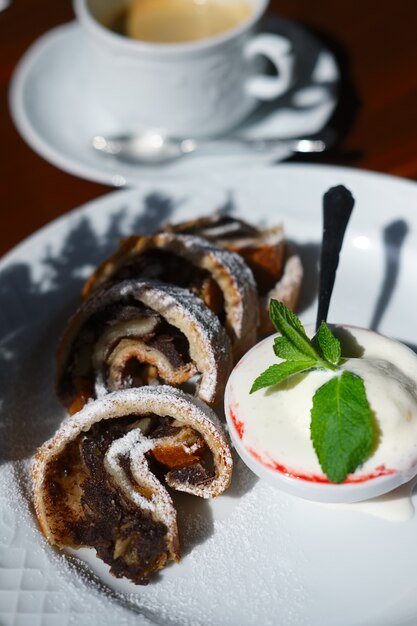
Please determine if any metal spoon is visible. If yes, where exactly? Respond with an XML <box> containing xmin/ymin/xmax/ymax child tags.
<box><xmin>316</xmin><ymin>185</ymin><xmax>355</xmax><ymax>330</ymax></box>
<box><xmin>91</xmin><ymin>129</ymin><xmax>331</xmax><ymax>166</ymax></box>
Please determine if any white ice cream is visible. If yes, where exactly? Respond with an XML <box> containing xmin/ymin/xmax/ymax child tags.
<box><xmin>226</xmin><ymin>326</ymin><xmax>417</xmax><ymax>482</ymax></box>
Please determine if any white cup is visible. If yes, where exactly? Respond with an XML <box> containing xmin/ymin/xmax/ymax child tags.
<box><xmin>73</xmin><ymin>0</ymin><xmax>295</xmax><ymax>136</ymax></box>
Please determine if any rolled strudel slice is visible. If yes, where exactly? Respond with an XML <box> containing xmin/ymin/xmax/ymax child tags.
<box><xmin>32</xmin><ymin>386</ymin><xmax>233</xmax><ymax>584</ymax></box>
<box><xmin>57</xmin><ymin>278</ymin><xmax>232</xmax><ymax>414</ymax></box>
<box><xmin>82</xmin><ymin>232</ymin><xmax>259</xmax><ymax>360</ymax></box>
<box><xmin>162</xmin><ymin>214</ymin><xmax>303</xmax><ymax>335</ymax></box>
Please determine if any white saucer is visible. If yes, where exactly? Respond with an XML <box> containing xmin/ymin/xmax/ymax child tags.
<box><xmin>9</xmin><ymin>19</ymin><xmax>339</xmax><ymax>185</ymax></box>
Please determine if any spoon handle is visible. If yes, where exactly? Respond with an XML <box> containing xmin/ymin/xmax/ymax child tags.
<box><xmin>316</xmin><ymin>185</ymin><xmax>355</xmax><ymax>330</ymax></box>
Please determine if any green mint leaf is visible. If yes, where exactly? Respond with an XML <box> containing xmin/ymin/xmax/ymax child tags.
<box><xmin>315</xmin><ymin>322</ymin><xmax>341</xmax><ymax>366</ymax></box>
<box><xmin>269</xmin><ymin>299</ymin><xmax>320</xmax><ymax>361</ymax></box>
<box><xmin>273</xmin><ymin>336</ymin><xmax>313</xmax><ymax>361</ymax></box>
<box><xmin>310</xmin><ymin>371</ymin><xmax>374</xmax><ymax>483</ymax></box>
<box><xmin>250</xmin><ymin>360</ymin><xmax>316</xmax><ymax>394</ymax></box>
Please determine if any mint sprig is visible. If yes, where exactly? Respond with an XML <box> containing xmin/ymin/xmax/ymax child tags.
<box><xmin>250</xmin><ymin>302</ymin><xmax>339</xmax><ymax>394</ymax></box>
<box><xmin>250</xmin><ymin>300</ymin><xmax>374</xmax><ymax>483</ymax></box>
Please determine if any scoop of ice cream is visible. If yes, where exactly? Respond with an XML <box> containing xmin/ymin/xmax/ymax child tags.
<box><xmin>225</xmin><ymin>325</ymin><xmax>417</xmax><ymax>502</ymax></box>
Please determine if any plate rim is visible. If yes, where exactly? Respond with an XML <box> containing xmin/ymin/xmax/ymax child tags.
<box><xmin>2</xmin><ymin>162</ymin><xmax>417</xmax><ymax>268</ymax></box>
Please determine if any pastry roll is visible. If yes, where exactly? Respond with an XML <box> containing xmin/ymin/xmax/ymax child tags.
<box><xmin>32</xmin><ymin>386</ymin><xmax>233</xmax><ymax>584</ymax></box>
<box><xmin>162</xmin><ymin>214</ymin><xmax>303</xmax><ymax>335</ymax></box>
<box><xmin>82</xmin><ymin>232</ymin><xmax>259</xmax><ymax>360</ymax></box>
<box><xmin>57</xmin><ymin>278</ymin><xmax>232</xmax><ymax>414</ymax></box>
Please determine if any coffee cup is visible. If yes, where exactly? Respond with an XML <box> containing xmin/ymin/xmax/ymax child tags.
<box><xmin>73</xmin><ymin>0</ymin><xmax>295</xmax><ymax>136</ymax></box>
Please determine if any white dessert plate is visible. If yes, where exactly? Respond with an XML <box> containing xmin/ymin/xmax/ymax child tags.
<box><xmin>2</xmin><ymin>164</ymin><xmax>417</xmax><ymax>626</ymax></box>
<box><xmin>8</xmin><ymin>18</ymin><xmax>339</xmax><ymax>186</ymax></box>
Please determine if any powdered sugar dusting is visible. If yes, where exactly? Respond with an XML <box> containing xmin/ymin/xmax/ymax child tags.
<box><xmin>65</xmin><ymin>462</ymin><xmax>308</xmax><ymax>626</ymax></box>
<box><xmin>18</xmin><ymin>315</ymin><xmax>308</xmax><ymax>625</ymax></box>
<box><xmin>169</xmin><ymin>233</ymin><xmax>259</xmax><ymax>341</ymax></box>
<box><xmin>34</xmin><ymin>386</ymin><xmax>233</xmax><ymax>516</ymax></box>
<box><xmin>121</xmin><ymin>279</ymin><xmax>233</xmax><ymax>405</ymax></box>
<box><xmin>84</xmin><ymin>230</ymin><xmax>259</xmax><ymax>356</ymax></box>
<box><xmin>104</xmin><ymin>426</ymin><xmax>179</xmax><ymax>539</ymax></box>
<box><xmin>57</xmin><ymin>278</ymin><xmax>232</xmax><ymax>407</ymax></box>
<box><xmin>104</xmin><ymin>429</ymin><xmax>155</xmax><ymax>511</ymax></box>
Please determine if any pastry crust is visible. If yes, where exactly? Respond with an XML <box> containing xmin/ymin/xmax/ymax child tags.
<box><xmin>56</xmin><ymin>278</ymin><xmax>232</xmax><ymax>412</ymax></box>
<box><xmin>259</xmin><ymin>247</ymin><xmax>303</xmax><ymax>334</ymax></box>
<box><xmin>162</xmin><ymin>214</ymin><xmax>303</xmax><ymax>335</ymax></box>
<box><xmin>82</xmin><ymin>232</ymin><xmax>259</xmax><ymax>360</ymax></box>
<box><xmin>32</xmin><ymin>386</ymin><xmax>233</xmax><ymax>584</ymax></box>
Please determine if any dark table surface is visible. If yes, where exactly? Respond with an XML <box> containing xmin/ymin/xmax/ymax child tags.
<box><xmin>1</xmin><ymin>0</ymin><xmax>417</xmax><ymax>257</ymax></box>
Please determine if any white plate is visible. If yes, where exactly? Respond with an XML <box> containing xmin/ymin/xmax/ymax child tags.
<box><xmin>1</xmin><ymin>164</ymin><xmax>417</xmax><ymax>626</ymax></box>
<box><xmin>8</xmin><ymin>18</ymin><xmax>339</xmax><ymax>186</ymax></box>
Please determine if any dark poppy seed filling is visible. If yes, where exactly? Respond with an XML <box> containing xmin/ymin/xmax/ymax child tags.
<box><xmin>34</xmin><ymin>386</ymin><xmax>233</xmax><ymax>584</ymax></box>
<box><xmin>42</xmin><ymin>417</ymin><xmax>167</xmax><ymax>583</ymax></box>
<box><xmin>104</xmin><ymin>247</ymin><xmax>225</xmax><ymax>319</ymax></box>
<box><xmin>57</xmin><ymin>279</ymin><xmax>232</xmax><ymax>413</ymax></box>
<box><xmin>41</xmin><ymin>413</ymin><xmax>215</xmax><ymax>584</ymax></box>
<box><xmin>60</xmin><ymin>299</ymin><xmax>194</xmax><ymax>413</ymax></box>
<box><xmin>79</xmin><ymin>233</ymin><xmax>258</xmax><ymax>362</ymax></box>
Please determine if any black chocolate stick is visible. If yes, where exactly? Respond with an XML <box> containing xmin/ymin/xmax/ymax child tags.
<box><xmin>316</xmin><ymin>185</ymin><xmax>355</xmax><ymax>331</ymax></box>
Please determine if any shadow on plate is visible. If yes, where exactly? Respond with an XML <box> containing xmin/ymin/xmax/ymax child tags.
<box><xmin>1</xmin><ymin>190</ymin><xmax>409</xmax><ymax>463</ymax></box>
<box><xmin>234</xmin><ymin>15</ymin><xmax>346</xmax><ymax>151</ymax></box>
<box><xmin>369</xmin><ymin>219</ymin><xmax>409</xmax><ymax>331</ymax></box>
<box><xmin>290</xmin><ymin>218</ymin><xmax>411</xmax><ymax>331</ymax></box>
<box><xmin>280</xmin><ymin>21</ymin><xmax>362</xmax><ymax>167</ymax></box>
<box><xmin>1</xmin><ymin>201</ymin><xmax>409</xmax><ymax>468</ymax></box>
<box><xmin>2</xmin><ymin>199</ymin><xmax>409</xmax><ymax>463</ymax></box>
<box><xmin>0</xmin><ymin>192</ymin><xmax>179</xmax><ymax>467</ymax></box>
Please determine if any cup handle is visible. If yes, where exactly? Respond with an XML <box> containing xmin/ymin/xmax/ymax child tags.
<box><xmin>244</xmin><ymin>33</ymin><xmax>294</xmax><ymax>101</ymax></box>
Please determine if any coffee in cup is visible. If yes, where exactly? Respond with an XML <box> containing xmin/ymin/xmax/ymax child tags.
<box><xmin>108</xmin><ymin>0</ymin><xmax>253</xmax><ymax>44</ymax></box>
<box><xmin>74</xmin><ymin>0</ymin><xmax>296</xmax><ymax>136</ymax></box>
